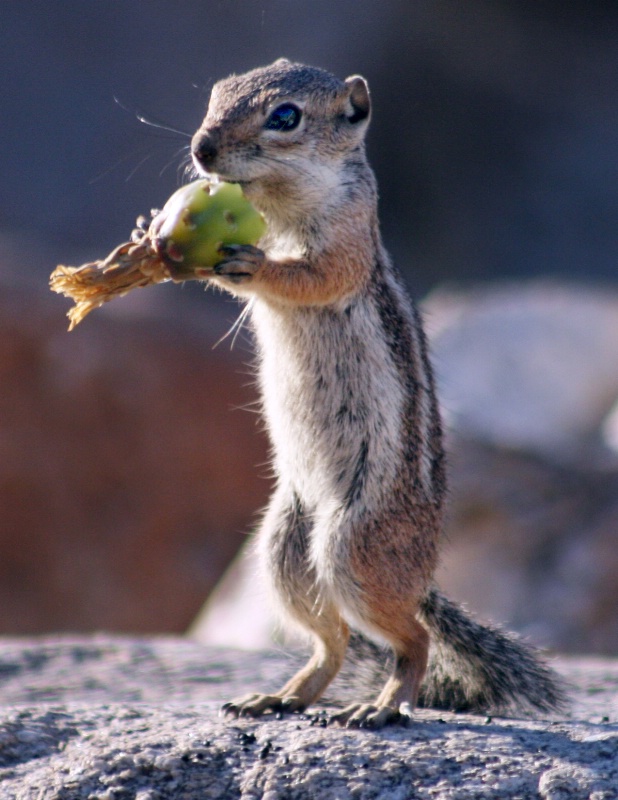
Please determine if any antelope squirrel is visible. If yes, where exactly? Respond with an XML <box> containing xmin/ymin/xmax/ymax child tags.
<box><xmin>190</xmin><ymin>59</ymin><xmax>565</xmax><ymax>727</ymax></box>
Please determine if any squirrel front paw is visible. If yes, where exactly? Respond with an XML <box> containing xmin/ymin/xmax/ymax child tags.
<box><xmin>214</xmin><ymin>244</ymin><xmax>265</xmax><ymax>284</ymax></box>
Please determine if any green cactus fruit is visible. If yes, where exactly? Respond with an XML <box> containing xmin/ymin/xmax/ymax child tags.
<box><xmin>151</xmin><ymin>180</ymin><xmax>266</xmax><ymax>274</ymax></box>
<box><xmin>50</xmin><ymin>179</ymin><xmax>267</xmax><ymax>329</ymax></box>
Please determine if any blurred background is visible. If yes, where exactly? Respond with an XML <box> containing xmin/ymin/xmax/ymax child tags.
<box><xmin>1</xmin><ymin>1</ymin><xmax>618</xmax><ymax>653</ymax></box>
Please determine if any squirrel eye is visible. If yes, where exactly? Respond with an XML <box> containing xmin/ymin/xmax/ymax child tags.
<box><xmin>264</xmin><ymin>102</ymin><xmax>302</xmax><ymax>131</ymax></box>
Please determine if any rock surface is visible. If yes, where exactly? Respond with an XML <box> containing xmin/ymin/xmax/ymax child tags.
<box><xmin>425</xmin><ymin>283</ymin><xmax>618</xmax><ymax>459</ymax></box>
<box><xmin>0</xmin><ymin>636</ymin><xmax>616</xmax><ymax>799</ymax></box>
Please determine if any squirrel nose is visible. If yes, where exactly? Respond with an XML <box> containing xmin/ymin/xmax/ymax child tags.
<box><xmin>191</xmin><ymin>132</ymin><xmax>218</xmax><ymax>168</ymax></box>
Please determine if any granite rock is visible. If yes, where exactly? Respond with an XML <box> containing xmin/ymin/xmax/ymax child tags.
<box><xmin>0</xmin><ymin>636</ymin><xmax>616</xmax><ymax>800</ymax></box>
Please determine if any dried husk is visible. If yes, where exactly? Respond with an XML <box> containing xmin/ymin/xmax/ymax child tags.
<box><xmin>50</xmin><ymin>239</ymin><xmax>173</xmax><ymax>331</ymax></box>
<box><xmin>50</xmin><ymin>179</ymin><xmax>266</xmax><ymax>330</ymax></box>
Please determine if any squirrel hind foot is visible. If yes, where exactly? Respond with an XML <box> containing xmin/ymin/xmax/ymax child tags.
<box><xmin>328</xmin><ymin>702</ymin><xmax>412</xmax><ymax>729</ymax></box>
<box><xmin>221</xmin><ymin>692</ymin><xmax>306</xmax><ymax>719</ymax></box>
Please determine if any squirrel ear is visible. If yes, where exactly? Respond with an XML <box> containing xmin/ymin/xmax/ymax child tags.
<box><xmin>344</xmin><ymin>75</ymin><xmax>371</xmax><ymax>124</ymax></box>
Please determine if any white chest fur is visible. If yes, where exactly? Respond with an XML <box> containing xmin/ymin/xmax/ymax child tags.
<box><xmin>251</xmin><ymin>295</ymin><xmax>405</xmax><ymax>515</ymax></box>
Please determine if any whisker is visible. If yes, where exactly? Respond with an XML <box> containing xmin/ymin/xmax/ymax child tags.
<box><xmin>248</xmin><ymin>151</ymin><xmax>320</xmax><ymax>183</ymax></box>
<box><xmin>124</xmin><ymin>152</ymin><xmax>155</xmax><ymax>183</ymax></box>
<box><xmin>213</xmin><ymin>300</ymin><xmax>254</xmax><ymax>350</ymax></box>
<box><xmin>135</xmin><ymin>112</ymin><xmax>192</xmax><ymax>138</ymax></box>
<box><xmin>172</xmin><ymin>149</ymin><xmax>198</xmax><ymax>183</ymax></box>
<box><xmin>229</xmin><ymin>302</ymin><xmax>254</xmax><ymax>350</ymax></box>
<box><xmin>113</xmin><ymin>96</ymin><xmax>192</xmax><ymax>138</ymax></box>
<box><xmin>229</xmin><ymin>401</ymin><xmax>263</xmax><ymax>415</ymax></box>
<box><xmin>88</xmin><ymin>151</ymin><xmax>145</xmax><ymax>185</ymax></box>
<box><xmin>158</xmin><ymin>145</ymin><xmax>192</xmax><ymax>179</ymax></box>
<box><xmin>183</xmin><ymin>160</ymin><xmax>200</xmax><ymax>182</ymax></box>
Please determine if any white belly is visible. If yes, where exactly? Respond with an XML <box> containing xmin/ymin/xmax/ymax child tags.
<box><xmin>251</xmin><ymin>297</ymin><xmax>405</xmax><ymax>513</ymax></box>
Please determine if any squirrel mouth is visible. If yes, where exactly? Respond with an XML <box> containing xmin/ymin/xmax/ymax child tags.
<box><xmin>221</xmin><ymin>176</ymin><xmax>252</xmax><ymax>187</ymax></box>
<box><xmin>202</xmin><ymin>170</ymin><xmax>252</xmax><ymax>188</ymax></box>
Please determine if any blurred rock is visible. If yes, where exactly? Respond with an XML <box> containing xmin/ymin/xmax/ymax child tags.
<box><xmin>425</xmin><ymin>282</ymin><xmax>618</xmax><ymax>460</ymax></box>
<box><xmin>436</xmin><ymin>435</ymin><xmax>618</xmax><ymax>654</ymax></box>
<box><xmin>0</xmin><ymin>269</ymin><xmax>269</xmax><ymax>633</ymax></box>
<box><xmin>192</xmin><ymin>283</ymin><xmax>618</xmax><ymax>654</ymax></box>
<box><xmin>430</xmin><ymin>284</ymin><xmax>618</xmax><ymax>654</ymax></box>
<box><xmin>188</xmin><ymin>542</ymin><xmax>274</xmax><ymax>650</ymax></box>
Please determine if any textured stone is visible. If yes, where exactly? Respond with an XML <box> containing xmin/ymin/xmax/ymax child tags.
<box><xmin>0</xmin><ymin>636</ymin><xmax>616</xmax><ymax>799</ymax></box>
<box><xmin>425</xmin><ymin>283</ymin><xmax>618</xmax><ymax>458</ymax></box>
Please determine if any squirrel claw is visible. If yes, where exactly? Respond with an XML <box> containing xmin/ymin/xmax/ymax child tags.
<box><xmin>221</xmin><ymin>692</ymin><xmax>306</xmax><ymax>719</ymax></box>
<box><xmin>220</xmin><ymin>693</ymin><xmax>284</xmax><ymax>718</ymax></box>
<box><xmin>214</xmin><ymin>244</ymin><xmax>265</xmax><ymax>284</ymax></box>
<box><xmin>329</xmin><ymin>703</ymin><xmax>410</xmax><ymax>729</ymax></box>
<box><xmin>280</xmin><ymin>695</ymin><xmax>306</xmax><ymax>713</ymax></box>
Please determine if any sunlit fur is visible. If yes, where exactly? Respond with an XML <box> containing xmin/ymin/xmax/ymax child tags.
<box><xmin>192</xmin><ymin>59</ymin><xmax>565</xmax><ymax>726</ymax></box>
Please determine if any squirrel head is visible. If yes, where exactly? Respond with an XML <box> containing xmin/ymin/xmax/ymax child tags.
<box><xmin>191</xmin><ymin>59</ymin><xmax>371</xmax><ymax>216</ymax></box>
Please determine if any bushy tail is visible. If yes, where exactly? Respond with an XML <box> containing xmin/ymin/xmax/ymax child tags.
<box><xmin>417</xmin><ymin>588</ymin><xmax>567</xmax><ymax>714</ymax></box>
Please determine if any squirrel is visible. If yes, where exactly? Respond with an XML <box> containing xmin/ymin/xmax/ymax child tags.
<box><xmin>189</xmin><ymin>58</ymin><xmax>566</xmax><ymax>728</ymax></box>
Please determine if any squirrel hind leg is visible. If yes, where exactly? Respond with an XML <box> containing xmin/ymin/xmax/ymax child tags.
<box><xmin>222</xmin><ymin>612</ymin><xmax>350</xmax><ymax>719</ymax></box>
<box><xmin>330</xmin><ymin>616</ymin><xmax>430</xmax><ymax>729</ymax></box>
<box><xmin>276</xmin><ymin>617</ymin><xmax>350</xmax><ymax>710</ymax></box>
<box><xmin>222</xmin><ymin>489</ymin><xmax>351</xmax><ymax>719</ymax></box>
